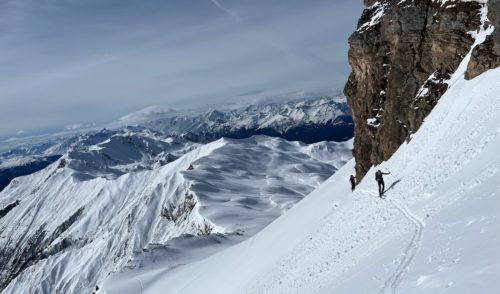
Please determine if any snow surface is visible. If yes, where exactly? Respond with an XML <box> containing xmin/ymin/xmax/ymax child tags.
<box><xmin>0</xmin><ymin>135</ymin><xmax>351</xmax><ymax>293</ymax></box>
<box><xmin>106</xmin><ymin>59</ymin><xmax>500</xmax><ymax>294</ymax></box>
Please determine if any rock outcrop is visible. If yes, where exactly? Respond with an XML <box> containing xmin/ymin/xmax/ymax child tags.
<box><xmin>345</xmin><ymin>0</ymin><xmax>500</xmax><ymax>179</ymax></box>
<box><xmin>466</xmin><ymin>0</ymin><xmax>500</xmax><ymax>79</ymax></box>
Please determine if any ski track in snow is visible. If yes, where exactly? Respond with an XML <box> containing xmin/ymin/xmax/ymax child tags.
<box><xmin>134</xmin><ymin>277</ymin><xmax>144</xmax><ymax>294</ymax></box>
<box><xmin>380</xmin><ymin>196</ymin><xmax>425</xmax><ymax>294</ymax></box>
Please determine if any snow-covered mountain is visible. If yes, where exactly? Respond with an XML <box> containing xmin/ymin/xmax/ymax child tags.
<box><xmin>0</xmin><ymin>128</ymin><xmax>198</xmax><ymax>192</ymax></box>
<box><xmin>0</xmin><ymin>132</ymin><xmax>352</xmax><ymax>293</ymax></box>
<box><xmin>0</xmin><ymin>95</ymin><xmax>352</xmax><ymax>192</ymax></box>
<box><xmin>98</xmin><ymin>10</ymin><xmax>500</xmax><ymax>293</ymax></box>
<box><xmin>122</xmin><ymin>95</ymin><xmax>353</xmax><ymax>144</ymax></box>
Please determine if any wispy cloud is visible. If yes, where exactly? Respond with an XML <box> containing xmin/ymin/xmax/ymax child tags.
<box><xmin>210</xmin><ymin>0</ymin><xmax>241</xmax><ymax>20</ymax></box>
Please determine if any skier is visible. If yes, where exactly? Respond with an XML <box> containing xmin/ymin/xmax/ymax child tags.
<box><xmin>349</xmin><ymin>175</ymin><xmax>357</xmax><ymax>191</ymax></box>
<box><xmin>375</xmin><ymin>170</ymin><xmax>390</xmax><ymax>197</ymax></box>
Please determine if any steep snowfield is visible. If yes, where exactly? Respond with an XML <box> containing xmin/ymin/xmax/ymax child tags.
<box><xmin>0</xmin><ymin>136</ymin><xmax>351</xmax><ymax>293</ymax></box>
<box><xmin>122</xmin><ymin>70</ymin><xmax>500</xmax><ymax>293</ymax></box>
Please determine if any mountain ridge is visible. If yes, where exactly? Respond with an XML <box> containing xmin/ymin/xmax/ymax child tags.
<box><xmin>0</xmin><ymin>95</ymin><xmax>353</xmax><ymax>192</ymax></box>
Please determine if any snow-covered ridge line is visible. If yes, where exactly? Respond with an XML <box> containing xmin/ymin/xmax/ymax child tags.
<box><xmin>0</xmin><ymin>138</ymin><xmax>227</xmax><ymax>293</ymax></box>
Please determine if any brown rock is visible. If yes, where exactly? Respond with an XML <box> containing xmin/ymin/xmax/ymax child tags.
<box><xmin>345</xmin><ymin>0</ymin><xmax>491</xmax><ymax>180</ymax></box>
<box><xmin>466</xmin><ymin>0</ymin><xmax>500</xmax><ymax>79</ymax></box>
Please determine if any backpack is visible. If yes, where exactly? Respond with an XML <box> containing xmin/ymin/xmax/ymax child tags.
<box><xmin>375</xmin><ymin>171</ymin><xmax>382</xmax><ymax>181</ymax></box>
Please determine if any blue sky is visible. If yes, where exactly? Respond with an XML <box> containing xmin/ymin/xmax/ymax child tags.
<box><xmin>0</xmin><ymin>0</ymin><xmax>363</xmax><ymax>138</ymax></box>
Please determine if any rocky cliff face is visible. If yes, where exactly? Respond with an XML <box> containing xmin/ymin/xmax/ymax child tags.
<box><xmin>345</xmin><ymin>0</ymin><xmax>500</xmax><ymax>179</ymax></box>
<box><xmin>467</xmin><ymin>0</ymin><xmax>500</xmax><ymax>79</ymax></box>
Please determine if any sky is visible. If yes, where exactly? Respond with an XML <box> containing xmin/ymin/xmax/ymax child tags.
<box><xmin>0</xmin><ymin>0</ymin><xmax>363</xmax><ymax>138</ymax></box>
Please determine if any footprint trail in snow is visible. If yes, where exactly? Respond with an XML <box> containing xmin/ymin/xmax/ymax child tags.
<box><xmin>379</xmin><ymin>196</ymin><xmax>425</xmax><ymax>294</ymax></box>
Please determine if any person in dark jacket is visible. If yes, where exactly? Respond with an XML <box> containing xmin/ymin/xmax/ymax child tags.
<box><xmin>375</xmin><ymin>170</ymin><xmax>390</xmax><ymax>197</ymax></box>
<box><xmin>349</xmin><ymin>175</ymin><xmax>357</xmax><ymax>191</ymax></box>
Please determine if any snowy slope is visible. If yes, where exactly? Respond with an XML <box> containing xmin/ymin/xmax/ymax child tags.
<box><xmin>0</xmin><ymin>135</ymin><xmax>352</xmax><ymax>293</ymax></box>
<box><xmin>117</xmin><ymin>42</ymin><xmax>500</xmax><ymax>294</ymax></box>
